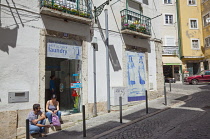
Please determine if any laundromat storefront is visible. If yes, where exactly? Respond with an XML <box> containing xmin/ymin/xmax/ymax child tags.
<box><xmin>45</xmin><ymin>37</ymin><xmax>82</xmax><ymax>115</ymax></box>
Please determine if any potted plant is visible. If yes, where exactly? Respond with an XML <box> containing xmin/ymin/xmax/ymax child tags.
<box><xmin>129</xmin><ymin>24</ymin><xmax>136</xmax><ymax>31</ymax></box>
<box><xmin>139</xmin><ymin>26</ymin><xmax>146</xmax><ymax>33</ymax></box>
<box><xmin>72</xmin><ymin>89</ymin><xmax>80</xmax><ymax>113</ymax></box>
<box><xmin>122</xmin><ymin>23</ymin><xmax>129</xmax><ymax>29</ymax></box>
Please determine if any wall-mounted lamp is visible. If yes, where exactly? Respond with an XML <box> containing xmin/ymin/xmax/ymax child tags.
<box><xmin>91</xmin><ymin>37</ymin><xmax>98</xmax><ymax>45</ymax></box>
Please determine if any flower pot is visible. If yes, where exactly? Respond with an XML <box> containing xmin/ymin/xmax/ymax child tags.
<box><xmin>73</xmin><ymin>108</ymin><xmax>78</xmax><ymax>113</ymax></box>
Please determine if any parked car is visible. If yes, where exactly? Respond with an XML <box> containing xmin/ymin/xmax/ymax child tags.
<box><xmin>165</xmin><ymin>77</ymin><xmax>176</xmax><ymax>83</ymax></box>
<box><xmin>184</xmin><ymin>70</ymin><xmax>210</xmax><ymax>85</ymax></box>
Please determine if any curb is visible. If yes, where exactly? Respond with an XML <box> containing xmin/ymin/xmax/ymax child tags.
<box><xmin>93</xmin><ymin>94</ymin><xmax>193</xmax><ymax>139</ymax></box>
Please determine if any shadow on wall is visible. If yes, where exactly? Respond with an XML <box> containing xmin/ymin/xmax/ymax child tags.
<box><xmin>0</xmin><ymin>26</ymin><xmax>18</xmax><ymax>54</ymax></box>
<box><xmin>122</xmin><ymin>34</ymin><xmax>151</xmax><ymax>53</ymax></box>
<box><xmin>96</xmin><ymin>18</ymin><xmax>122</xmax><ymax>72</ymax></box>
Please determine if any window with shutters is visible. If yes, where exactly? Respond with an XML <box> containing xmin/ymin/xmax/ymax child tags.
<box><xmin>205</xmin><ymin>36</ymin><xmax>210</xmax><ymax>48</ymax></box>
<box><xmin>203</xmin><ymin>13</ymin><xmax>210</xmax><ymax>27</ymax></box>
<box><xmin>188</xmin><ymin>0</ymin><xmax>196</xmax><ymax>5</ymax></box>
<box><xmin>189</xmin><ymin>19</ymin><xmax>198</xmax><ymax>29</ymax></box>
<box><xmin>191</xmin><ymin>39</ymin><xmax>200</xmax><ymax>50</ymax></box>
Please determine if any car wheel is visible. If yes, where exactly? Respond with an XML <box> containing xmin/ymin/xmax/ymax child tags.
<box><xmin>192</xmin><ymin>79</ymin><xmax>198</xmax><ymax>85</ymax></box>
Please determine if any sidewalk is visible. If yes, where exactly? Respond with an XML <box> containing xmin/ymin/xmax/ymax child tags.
<box><xmin>39</xmin><ymin>88</ymin><xmax>190</xmax><ymax>139</ymax></box>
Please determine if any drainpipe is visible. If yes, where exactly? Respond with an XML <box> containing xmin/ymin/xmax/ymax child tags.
<box><xmin>176</xmin><ymin>0</ymin><xmax>183</xmax><ymax>83</ymax></box>
<box><xmin>105</xmin><ymin>9</ymin><xmax>111</xmax><ymax>113</ymax></box>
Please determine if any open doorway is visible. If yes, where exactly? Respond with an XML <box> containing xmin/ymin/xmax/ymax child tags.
<box><xmin>45</xmin><ymin>57</ymin><xmax>81</xmax><ymax>115</ymax></box>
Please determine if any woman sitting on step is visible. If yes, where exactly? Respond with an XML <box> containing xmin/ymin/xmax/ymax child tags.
<box><xmin>46</xmin><ymin>94</ymin><xmax>61</xmax><ymax>125</ymax></box>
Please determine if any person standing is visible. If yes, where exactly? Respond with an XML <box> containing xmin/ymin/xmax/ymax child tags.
<box><xmin>50</xmin><ymin>75</ymin><xmax>56</xmax><ymax>95</ymax></box>
<box><xmin>27</xmin><ymin>104</ymin><xmax>51</xmax><ymax>137</ymax></box>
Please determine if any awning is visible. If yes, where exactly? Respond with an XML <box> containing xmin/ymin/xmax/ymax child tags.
<box><xmin>162</xmin><ymin>57</ymin><xmax>182</xmax><ymax>65</ymax></box>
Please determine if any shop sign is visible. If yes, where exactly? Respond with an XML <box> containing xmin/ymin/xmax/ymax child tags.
<box><xmin>47</xmin><ymin>43</ymin><xmax>82</xmax><ymax>60</ymax></box>
<box><xmin>71</xmin><ymin>83</ymin><xmax>82</xmax><ymax>88</ymax></box>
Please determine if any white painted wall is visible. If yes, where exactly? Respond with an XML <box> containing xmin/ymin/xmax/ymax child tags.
<box><xmin>0</xmin><ymin>0</ymin><xmax>43</xmax><ymax>111</ymax></box>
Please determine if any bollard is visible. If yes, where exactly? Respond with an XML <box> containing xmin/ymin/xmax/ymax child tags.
<box><xmin>145</xmin><ymin>90</ymin><xmax>148</xmax><ymax>114</ymax></box>
<box><xmin>119</xmin><ymin>96</ymin><xmax>122</xmax><ymax>123</ymax></box>
<box><xmin>169</xmin><ymin>80</ymin><xmax>171</xmax><ymax>92</ymax></box>
<box><xmin>26</xmin><ymin>119</ymin><xmax>30</xmax><ymax>139</ymax></box>
<box><xmin>164</xmin><ymin>82</ymin><xmax>167</xmax><ymax>105</ymax></box>
<box><xmin>82</xmin><ymin>105</ymin><xmax>86</xmax><ymax>137</ymax></box>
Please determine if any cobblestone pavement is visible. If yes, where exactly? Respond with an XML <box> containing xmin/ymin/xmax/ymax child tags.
<box><xmin>40</xmin><ymin>83</ymin><xmax>210</xmax><ymax>139</ymax></box>
<box><xmin>98</xmin><ymin>83</ymin><xmax>210</xmax><ymax>139</ymax></box>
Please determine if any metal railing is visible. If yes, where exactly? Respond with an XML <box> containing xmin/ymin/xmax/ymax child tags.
<box><xmin>120</xmin><ymin>9</ymin><xmax>151</xmax><ymax>35</ymax></box>
<box><xmin>40</xmin><ymin>0</ymin><xmax>92</xmax><ymax>19</ymax></box>
<box><xmin>162</xmin><ymin>46</ymin><xmax>179</xmax><ymax>55</ymax></box>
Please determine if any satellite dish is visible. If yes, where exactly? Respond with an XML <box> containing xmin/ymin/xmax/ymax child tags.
<box><xmin>206</xmin><ymin>18</ymin><xmax>210</xmax><ymax>23</ymax></box>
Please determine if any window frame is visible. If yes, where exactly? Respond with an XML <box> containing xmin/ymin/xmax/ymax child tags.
<box><xmin>164</xmin><ymin>13</ymin><xmax>174</xmax><ymax>25</ymax></box>
<box><xmin>163</xmin><ymin>0</ymin><xmax>173</xmax><ymax>5</ymax></box>
<box><xmin>205</xmin><ymin>36</ymin><xmax>210</xmax><ymax>48</ymax></box>
<box><xmin>189</xmin><ymin>18</ymin><xmax>198</xmax><ymax>29</ymax></box>
<box><xmin>191</xmin><ymin>38</ymin><xmax>200</xmax><ymax>50</ymax></box>
<box><xmin>203</xmin><ymin>12</ymin><xmax>210</xmax><ymax>27</ymax></box>
<box><xmin>188</xmin><ymin>0</ymin><xmax>197</xmax><ymax>6</ymax></box>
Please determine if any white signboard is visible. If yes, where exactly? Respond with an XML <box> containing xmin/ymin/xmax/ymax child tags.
<box><xmin>47</xmin><ymin>43</ymin><xmax>82</xmax><ymax>60</ymax></box>
<box><xmin>111</xmin><ymin>87</ymin><xmax>128</xmax><ymax>106</ymax></box>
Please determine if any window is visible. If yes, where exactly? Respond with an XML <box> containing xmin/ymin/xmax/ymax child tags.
<box><xmin>189</xmin><ymin>19</ymin><xmax>198</xmax><ymax>29</ymax></box>
<box><xmin>164</xmin><ymin>0</ymin><xmax>172</xmax><ymax>4</ymax></box>
<box><xmin>205</xmin><ymin>71</ymin><xmax>210</xmax><ymax>75</ymax></box>
<box><xmin>191</xmin><ymin>39</ymin><xmax>200</xmax><ymax>50</ymax></box>
<box><xmin>165</xmin><ymin>14</ymin><xmax>173</xmax><ymax>24</ymax></box>
<box><xmin>205</xmin><ymin>36</ymin><xmax>210</xmax><ymax>48</ymax></box>
<box><xmin>188</xmin><ymin>0</ymin><xmax>196</xmax><ymax>5</ymax></box>
<box><xmin>203</xmin><ymin>13</ymin><xmax>210</xmax><ymax>27</ymax></box>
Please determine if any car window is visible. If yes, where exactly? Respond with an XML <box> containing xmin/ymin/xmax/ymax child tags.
<box><xmin>205</xmin><ymin>71</ymin><xmax>210</xmax><ymax>75</ymax></box>
<box><xmin>198</xmin><ymin>71</ymin><xmax>205</xmax><ymax>75</ymax></box>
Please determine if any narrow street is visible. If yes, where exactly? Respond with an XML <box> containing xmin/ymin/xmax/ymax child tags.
<box><xmin>41</xmin><ymin>83</ymin><xmax>210</xmax><ymax>139</ymax></box>
<box><xmin>98</xmin><ymin>83</ymin><xmax>210</xmax><ymax>139</ymax></box>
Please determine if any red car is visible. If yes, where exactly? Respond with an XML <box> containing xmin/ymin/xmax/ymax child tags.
<box><xmin>184</xmin><ymin>70</ymin><xmax>210</xmax><ymax>85</ymax></box>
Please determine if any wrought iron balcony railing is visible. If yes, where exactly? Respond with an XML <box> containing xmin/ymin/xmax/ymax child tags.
<box><xmin>162</xmin><ymin>46</ymin><xmax>179</xmax><ymax>55</ymax></box>
<box><xmin>40</xmin><ymin>0</ymin><xmax>92</xmax><ymax>19</ymax></box>
<box><xmin>120</xmin><ymin>9</ymin><xmax>151</xmax><ymax>36</ymax></box>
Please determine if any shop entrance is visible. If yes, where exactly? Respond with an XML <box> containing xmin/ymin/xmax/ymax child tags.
<box><xmin>45</xmin><ymin>57</ymin><xmax>81</xmax><ymax>115</ymax></box>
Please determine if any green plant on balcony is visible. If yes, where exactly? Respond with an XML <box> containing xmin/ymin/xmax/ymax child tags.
<box><xmin>129</xmin><ymin>24</ymin><xmax>136</xmax><ymax>31</ymax></box>
<box><xmin>53</xmin><ymin>4</ymin><xmax>59</xmax><ymax>10</ymax></box>
<box><xmin>71</xmin><ymin>9</ymin><xmax>79</xmax><ymax>15</ymax></box>
<box><xmin>62</xmin><ymin>6</ymin><xmax>68</xmax><ymax>13</ymax></box>
<box><xmin>139</xmin><ymin>26</ymin><xmax>146</xmax><ymax>33</ymax></box>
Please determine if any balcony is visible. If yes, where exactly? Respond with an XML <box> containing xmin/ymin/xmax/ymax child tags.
<box><xmin>40</xmin><ymin>0</ymin><xmax>92</xmax><ymax>25</ymax></box>
<box><xmin>162</xmin><ymin>46</ymin><xmax>179</xmax><ymax>55</ymax></box>
<box><xmin>120</xmin><ymin>9</ymin><xmax>151</xmax><ymax>39</ymax></box>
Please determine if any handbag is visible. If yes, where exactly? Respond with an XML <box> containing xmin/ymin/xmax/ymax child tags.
<box><xmin>52</xmin><ymin>114</ymin><xmax>61</xmax><ymax>126</ymax></box>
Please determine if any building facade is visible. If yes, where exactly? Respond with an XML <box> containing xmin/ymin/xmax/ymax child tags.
<box><xmin>177</xmin><ymin>0</ymin><xmax>204</xmax><ymax>77</ymax></box>
<box><xmin>0</xmin><ymin>0</ymin><xmax>163</xmax><ymax>138</ymax></box>
<box><xmin>160</xmin><ymin>0</ymin><xmax>182</xmax><ymax>82</ymax></box>
<box><xmin>201</xmin><ymin>0</ymin><xmax>210</xmax><ymax>68</ymax></box>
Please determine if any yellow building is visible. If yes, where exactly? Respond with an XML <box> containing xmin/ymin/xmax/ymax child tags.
<box><xmin>201</xmin><ymin>0</ymin><xmax>210</xmax><ymax>68</ymax></box>
<box><xmin>177</xmin><ymin>0</ymin><xmax>204</xmax><ymax>76</ymax></box>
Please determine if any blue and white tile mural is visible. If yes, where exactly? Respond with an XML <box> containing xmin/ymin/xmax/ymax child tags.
<box><xmin>126</xmin><ymin>51</ymin><xmax>146</xmax><ymax>102</ymax></box>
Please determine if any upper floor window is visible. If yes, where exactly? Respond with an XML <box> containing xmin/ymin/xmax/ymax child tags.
<box><xmin>188</xmin><ymin>0</ymin><xmax>196</xmax><ymax>5</ymax></box>
<box><xmin>203</xmin><ymin>13</ymin><xmax>210</xmax><ymax>27</ymax></box>
<box><xmin>165</xmin><ymin>14</ymin><xmax>173</xmax><ymax>25</ymax></box>
<box><xmin>189</xmin><ymin>19</ymin><xmax>198</xmax><ymax>29</ymax></box>
<box><xmin>205</xmin><ymin>36</ymin><xmax>210</xmax><ymax>48</ymax></box>
<box><xmin>191</xmin><ymin>39</ymin><xmax>200</xmax><ymax>50</ymax></box>
<box><xmin>164</xmin><ymin>0</ymin><xmax>172</xmax><ymax>4</ymax></box>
